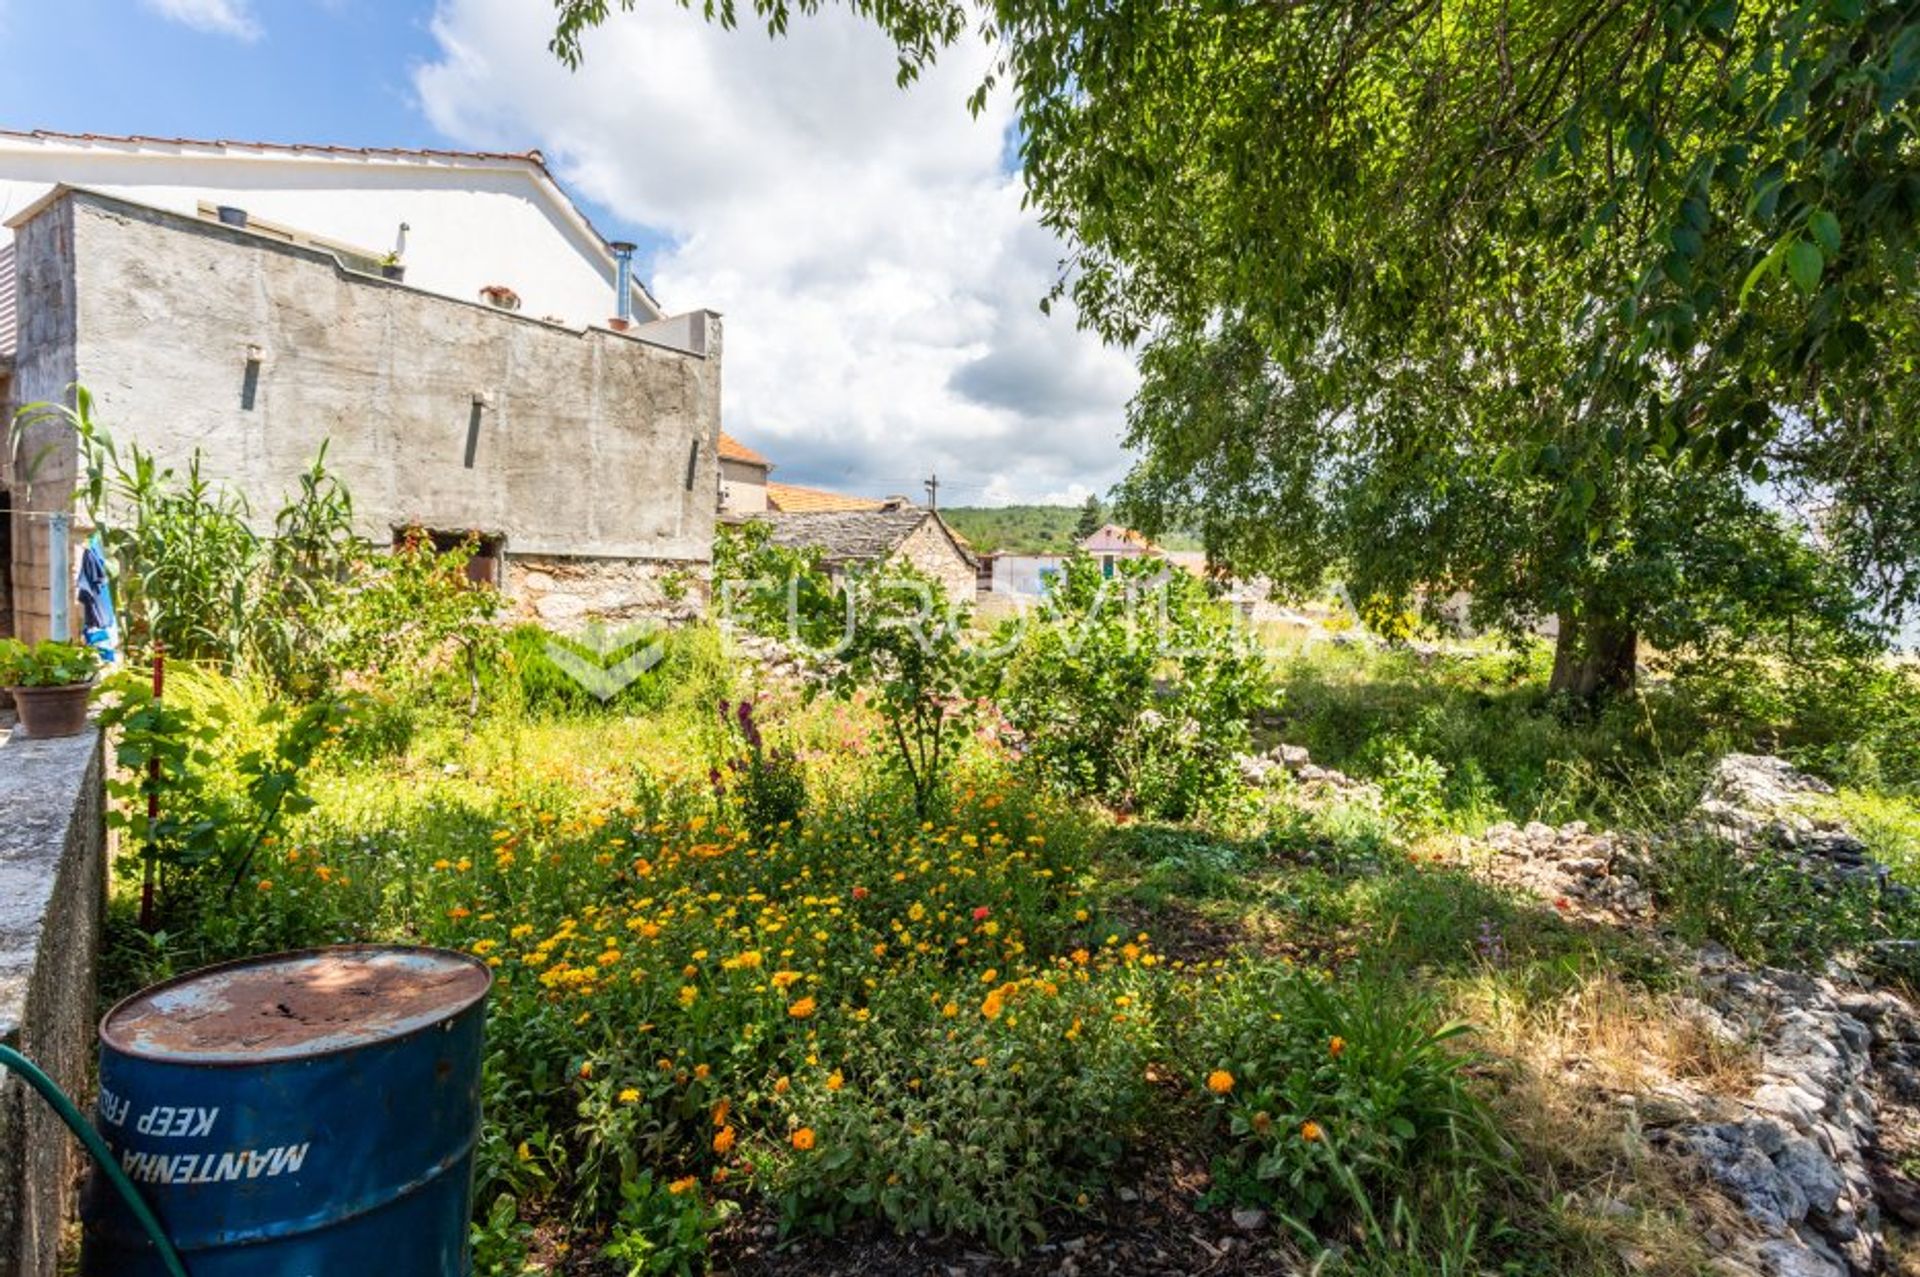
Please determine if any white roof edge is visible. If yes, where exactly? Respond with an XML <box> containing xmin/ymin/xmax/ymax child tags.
<box><xmin>0</xmin><ymin>129</ymin><xmax>666</xmax><ymax>321</ymax></box>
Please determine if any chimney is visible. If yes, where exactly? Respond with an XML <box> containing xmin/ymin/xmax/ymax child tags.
<box><xmin>610</xmin><ymin>241</ymin><xmax>636</xmax><ymax>331</ymax></box>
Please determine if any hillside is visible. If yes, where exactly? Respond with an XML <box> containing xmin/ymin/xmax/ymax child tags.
<box><xmin>943</xmin><ymin>504</ymin><xmax>1202</xmax><ymax>555</ymax></box>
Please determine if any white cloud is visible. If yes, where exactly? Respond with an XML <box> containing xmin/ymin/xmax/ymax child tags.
<box><xmin>142</xmin><ymin>0</ymin><xmax>262</xmax><ymax>40</ymax></box>
<box><xmin>414</xmin><ymin>0</ymin><xmax>1137</xmax><ymax>505</ymax></box>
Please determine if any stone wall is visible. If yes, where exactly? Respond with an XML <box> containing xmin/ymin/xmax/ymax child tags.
<box><xmin>890</xmin><ymin>518</ymin><xmax>977</xmax><ymax>605</ymax></box>
<box><xmin>0</xmin><ymin>726</ymin><xmax>106</xmax><ymax>1277</ymax></box>
<box><xmin>7</xmin><ymin>189</ymin><xmax>722</xmax><ymax>638</ymax></box>
<box><xmin>508</xmin><ymin>554</ymin><xmax>707</xmax><ymax>628</ymax></box>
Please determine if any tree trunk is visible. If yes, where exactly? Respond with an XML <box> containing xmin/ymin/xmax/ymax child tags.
<box><xmin>1549</xmin><ymin>611</ymin><xmax>1638</xmax><ymax>701</ymax></box>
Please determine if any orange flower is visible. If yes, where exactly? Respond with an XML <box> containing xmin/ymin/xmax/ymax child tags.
<box><xmin>788</xmin><ymin>997</ymin><xmax>817</xmax><ymax>1020</ymax></box>
<box><xmin>1301</xmin><ymin>1120</ymin><xmax>1324</xmax><ymax>1143</ymax></box>
<box><xmin>1206</xmin><ymin>1070</ymin><xmax>1235</xmax><ymax>1095</ymax></box>
<box><xmin>668</xmin><ymin>1175</ymin><xmax>699</xmax><ymax>1195</ymax></box>
<box><xmin>1328</xmin><ymin>1036</ymin><xmax>1346</xmax><ymax>1058</ymax></box>
<box><xmin>826</xmin><ymin>1070</ymin><xmax>845</xmax><ymax>1092</ymax></box>
<box><xmin>791</xmin><ymin>1127</ymin><xmax>816</xmax><ymax>1152</ymax></box>
<box><xmin>712</xmin><ymin>1125</ymin><xmax>736</xmax><ymax>1155</ymax></box>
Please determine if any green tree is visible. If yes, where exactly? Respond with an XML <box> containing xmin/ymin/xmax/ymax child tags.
<box><xmin>549</xmin><ymin>0</ymin><xmax>1920</xmax><ymax>696</ymax></box>
<box><xmin>1073</xmin><ymin>494</ymin><xmax>1103</xmax><ymax>541</ymax></box>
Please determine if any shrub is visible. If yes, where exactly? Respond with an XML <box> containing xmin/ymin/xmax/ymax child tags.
<box><xmin>766</xmin><ymin>975</ymin><xmax>1158</xmax><ymax>1254</ymax></box>
<box><xmin>998</xmin><ymin>554</ymin><xmax>1273</xmax><ymax>819</ymax></box>
<box><xmin>1182</xmin><ymin>965</ymin><xmax>1500</xmax><ymax>1241</ymax></box>
<box><xmin>711</xmin><ymin>697</ymin><xmax>807</xmax><ymax>840</ymax></box>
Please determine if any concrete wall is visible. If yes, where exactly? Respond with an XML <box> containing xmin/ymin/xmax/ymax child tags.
<box><xmin>985</xmin><ymin>554</ymin><xmax>1065</xmax><ymax>599</ymax></box>
<box><xmin>889</xmin><ymin>518</ymin><xmax>977</xmax><ymax>605</ymax></box>
<box><xmin>0</xmin><ymin>139</ymin><xmax>666</xmax><ymax>330</ymax></box>
<box><xmin>6</xmin><ymin>190</ymin><xmax>722</xmax><ymax>637</ymax></box>
<box><xmin>0</xmin><ymin>727</ymin><xmax>106</xmax><ymax>1277</ymax></box>
<box><xmin>719</xmin><ymin>457</ymin><xmax>768</xmax><ymax>514</ymax></box>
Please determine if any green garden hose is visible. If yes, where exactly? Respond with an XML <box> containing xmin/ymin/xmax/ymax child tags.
<box><xmin>0</xmin><ymin>1043</ymin><xmax>190</xmax><ymax>1277</ymax></box>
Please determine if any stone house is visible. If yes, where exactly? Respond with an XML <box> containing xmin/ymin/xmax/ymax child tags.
<box><xmin>0</xmin><ymin>131</ymin><xmax>723</xmax><ymax>639</ymax></box>
<box><xmin>758</xmin><ymin>506</ymin><xmax>978</xmax><ymax>603</ymax></box>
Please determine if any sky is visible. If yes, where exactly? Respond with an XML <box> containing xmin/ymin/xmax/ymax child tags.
<box><xmin>0</xmin><ymin>0</ymin><xmax>1139</xmax><ymax>504</ymax></box>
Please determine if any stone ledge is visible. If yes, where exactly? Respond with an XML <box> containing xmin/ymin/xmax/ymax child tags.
<box><xmin>0</xmin><ymin>725</ymin><xmax>106</xmax><ymax>1277</ymax></box>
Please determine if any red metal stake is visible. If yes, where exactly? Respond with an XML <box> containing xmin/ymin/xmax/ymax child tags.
<box><xmin>138</xmin><ymin>646</ymin><xmax>164</xmax><ymax>932</ymax></box>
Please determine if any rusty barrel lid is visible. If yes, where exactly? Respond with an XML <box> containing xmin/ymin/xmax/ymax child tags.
<box><xmin>101</xmin><ymin>945</ymin><xmax>492</xmax><ymax>1065</ymax></box>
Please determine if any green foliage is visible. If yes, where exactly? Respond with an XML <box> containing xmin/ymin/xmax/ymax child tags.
<box><xmin>830</xmin><ymin>563</ymin><xmax>987</xmax><ymax>820</ymax></box>
<box><xmin>95</xmin><ymin>667</ymin><xmax>353</xmax><ymax>921</ymax></box>
<box><xmin>939</xmin><ymin>504</ymin><xmax>1203</xmax><ymax>557</ymax></box>
<box><xmin>767</xmin><ymin>978</ymin><xmax>1158</xmax><ymax>1255</ymax></box>
<box><xmin>1184</xmin><ymin>966</ymin><xmax>1509</xmax><ymax>1268</ymax></box>
<box><xmin>1645</xmin><ymin>834</ymin><xmax>1919</xmax><ymax>981</ymax></box>
<box><xmin>711</xmin><ymin>697</ymin><xmax>807</xmax><ymax>840</ymax></box>
<box><xmin>548</xmin><ymin>0</ymin><xmax>1920</xmax><ymax>696</ymax></box>
<box><xmin>998</xmin><ymin>555</ymin><xmax>1273</xmax><ymax>819</ymax></box>
<box><xmin>601</xmin><ymin>1171</ymin><xmax>725</xmax><ymax>1276</ymax></box>
<box><xmin>711</xmin><ymin>520</ymin><xmax>842</xmax><ymax>649</ymax></box>
<box><xmin>0</xmin><ymin>638</ymin><xmax>101</xmax><ymax>688</ymax></box>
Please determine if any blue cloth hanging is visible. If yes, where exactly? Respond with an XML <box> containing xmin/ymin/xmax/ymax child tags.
<box><xmin>76</xmin><ymin>535</ymin><xmax>118</xmax><ymax>663</ymax></box>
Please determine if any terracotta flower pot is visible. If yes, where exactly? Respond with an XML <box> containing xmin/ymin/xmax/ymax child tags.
<box><xmin>9</xmin><ymin>682</ymin><xmax>93</xmax><ymax>738</ymax></box>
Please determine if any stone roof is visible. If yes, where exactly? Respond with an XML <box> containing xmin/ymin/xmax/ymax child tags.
<box><xmin>759</xmin><ymin>508</ymin><xmax>976</xmax><ymax>568</ymax></box>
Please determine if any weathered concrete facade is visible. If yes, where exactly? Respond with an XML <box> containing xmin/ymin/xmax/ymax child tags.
<box><xmin>4</xmin><ymin>189</ymin><xmax>722</xmax><ymax>639</ymax></box>
<box><xmin>0</xmin><ymin>727</ymin><xmax>105</xmax><ymax>1277</ymax></box>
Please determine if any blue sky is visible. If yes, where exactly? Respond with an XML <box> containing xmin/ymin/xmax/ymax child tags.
<box><xmin>0</xmin><ymin>0</ymin><xmax>651</xmax><ymax>248</ymax></box>
<box><xmin>0</xmin><ymin>0</ymin><xmax>1139</xmax><ymax>504</ymax></box>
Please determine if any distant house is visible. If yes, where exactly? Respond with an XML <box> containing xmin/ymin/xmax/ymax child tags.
<box><xmin>0</xmin><ymin>129</ymin><xmax>723</xmax><ymax>638</ymax></box>
<box><xmin>718</xmin><ymin>432</ymin><xmax>772</xmax><ymax>514</ymax></box>
<box><xmin>1080</xmin><ymin>524</ymin><xmax>1160</xmax><ymax>577</ymax></box>
<box><xmin>758</xmin><ymin>507</ymin><xmax>978</xmax><ymax>603</ymax></box>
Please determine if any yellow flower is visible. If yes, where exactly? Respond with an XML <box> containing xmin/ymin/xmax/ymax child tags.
<box><xmin>771</xmin><ymin>970</ymin><xmax>802</xmax><ymax>991</ymax></box>
<box><xmin>788</xmin><ymin>996</ymin><xmax>817</xmax><ymax>1020</ymax></box>
<box><xmin>618</xmin><ymin>1088</ymin><xmax>640</xmax><ymax>1104</ymax></box>
<box><xmin>791</xmin><ymin>1127</ymin><xmax>816</xmax><ymax>1152</ymax></box>
<box><xmin>942</xmin><ymin>1002</ymin><xmax>959</xmax><ymax>1018</ymax></box>
<box><xmin>677</xmin><ymin>985</ymin><xmax>699</xmax><ymax>1008</ymax></box>
<box><xmin>1206</xmin><ymin>1070</ymin><xmax>1235</xmax><ymax>1095</ymax></box>
<box><xmin>826</xmin><ymin>1070</ymin><xmax>844</xmax><ymax>1092</ymax></box>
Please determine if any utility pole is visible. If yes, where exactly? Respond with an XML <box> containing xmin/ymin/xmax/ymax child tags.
<box><xmin>924</xmin><ymin>472</ymin><xmax>939</xmax><ymax>510</ymax></box>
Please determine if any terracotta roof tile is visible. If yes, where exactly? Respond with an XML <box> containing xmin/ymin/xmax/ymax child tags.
<box><xmin>718</xmin><ymin>431</ymin><xmax>771</xmax><ymax>466</ymax></box>
<box><xmin>765</xmin><ymin>482</ymin><xmax>887</xmax><ymax>514</ymax></box>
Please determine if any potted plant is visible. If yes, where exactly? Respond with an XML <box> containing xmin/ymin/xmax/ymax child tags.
<box><xmin>379</xmin><ymin>251</ymin><xmax>406</xmax><ymax>282</ymax></box>
<box><xmin>0</xmin><ymin>639</ymin><xmax>102</xmax><ymax>738</ymax></box>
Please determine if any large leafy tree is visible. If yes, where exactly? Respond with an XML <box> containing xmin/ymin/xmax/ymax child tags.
<box><xmin>551</xmin><ymin>0</ymin><xmax>1920</xmax><ymax>693</ymax></box>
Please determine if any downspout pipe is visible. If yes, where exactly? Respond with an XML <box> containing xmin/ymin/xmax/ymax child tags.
<box><xmin>610</xmin><ymin>242</ymin><xmax>637</xmax><ymax>325</ymax></box>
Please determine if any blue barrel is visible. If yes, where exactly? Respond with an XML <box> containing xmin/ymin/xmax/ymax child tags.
<box><xmin>81</xmin><ymin>945</ymin><xmax>491</xmax><ymax>1277</ymax></box>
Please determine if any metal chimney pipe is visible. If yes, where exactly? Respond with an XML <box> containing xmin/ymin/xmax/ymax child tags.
<box><xmin>610</xmin><ymin>242</ymin><xmax>637</xmax><ymax>324</ymax></box>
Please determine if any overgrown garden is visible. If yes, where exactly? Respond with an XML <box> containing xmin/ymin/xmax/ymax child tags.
<box><xmin>29</xmin><ymin>414</ymin><xmax>1913</xmax><ymax>1274</ymax></box>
